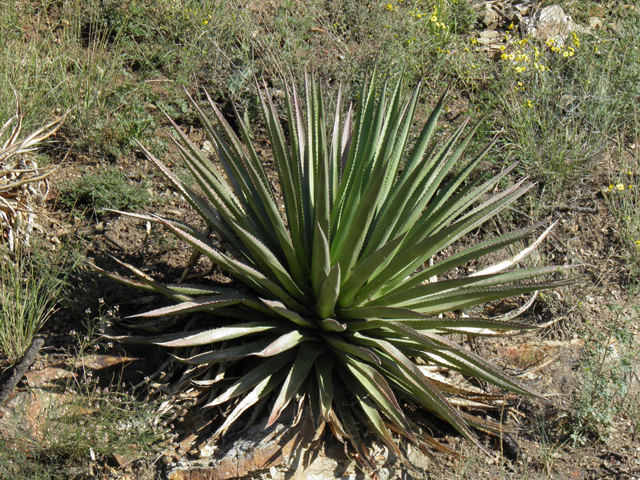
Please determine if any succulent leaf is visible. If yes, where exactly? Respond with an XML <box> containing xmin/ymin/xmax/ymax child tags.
<box><xmin>110</xmin><ymin>73</ymin><xmax>575</xmax><ymax>465</ymax></box>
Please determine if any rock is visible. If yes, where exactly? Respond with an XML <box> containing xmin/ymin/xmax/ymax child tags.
<box><xmin>498</xmin><ymin>339</ymin><xmax>584</xmax><ymax>370</ymax></box>
<box><xmin>478</xmin><ymin>6</ymin><xmax>499</xmax><ymax>28</ymax></box>
<box><xmin>589</xmin><ymin>17</ymin><xmax>604</xmax><ymax>31</ymax></box>
<box><xmin>524</xmin><ymin>5</ymin><xmax>577</xmax><ymax>44</ymax></box>
<box><xmin>112</xmin><ymin>453</ymin><xmax>138</xmax><ymax>467</ymax></box>
<box><xmin>0</xmin><ymin>389</ymin><xmax>72</xmax><ymax>444</ymax></box>
<box><xmin>476</xmin><ymin>29</ymin><xmax>502</xmax><ymax>46</ymax></box>
<box><xmin>24</xmin><ymin>366</ymin><xmax>76</xmax><ymax>389</ymax></box>
<box><xmin>202</xmin><ymin>140</ymin><xmax>215</xmax><ymax>158</ymax></box>
<box><xmin>166</xmin><ymin>414</ymin><xmax>317</xmax><ymax>480</ymax></box>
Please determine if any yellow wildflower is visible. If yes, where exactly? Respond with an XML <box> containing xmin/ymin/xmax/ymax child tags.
<box><xmin>572</xmin><ymin>32</ymin><xmax>580</xmax><ymax>48</ymax></box>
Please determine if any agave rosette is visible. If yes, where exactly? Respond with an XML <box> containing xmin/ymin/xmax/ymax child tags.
<box><xmin>102</xmin><ymin>74</ymin><xmax>573</xmax><ymax>459</ymax></box>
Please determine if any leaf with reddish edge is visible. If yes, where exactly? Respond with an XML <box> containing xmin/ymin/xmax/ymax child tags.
<box><xmin>212</xmin><ymin>367</ymin><xmax>290</xmax><ymax>440</ymax></box>
<box><xmin>175</xmin><ymin>337</ymin><xmax>276</xmax><ymax>364</ymax></box>
<box><xmin>255</xmin><ymin>330</ymin><xmax>313</xmax><ymax>357</ymax></box>
<box><xmin>260</xmin><ymin>299</ymin><xmax>317</xmax><ymax>329</ymax></box>
<box><xmin>206</xmin><ymin>351</ymin><xmax>296</xmax><ymax>407</ymax></box>
<box><xmin>127</xmin><ymin>293</ymin><xmax>245</xmax><ymax>318</ymax></box>
<box><xmin>268</xmin><ymin>345</ymin><xmax>324</xmax><ymax>426</ymax></box>
<box><xmin>320</xmin><ymin>318</ymin><xmax>347</xmax><ymax>332</ymax></box>
<box><xmin>151</xmin><ymin>321</ymin><xmax>285</xmax><ymax>348</ymax></box>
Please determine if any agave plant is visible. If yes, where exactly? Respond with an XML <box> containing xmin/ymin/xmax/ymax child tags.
<box><xmin>100</xmin><ymin>74</ymin><xmax>573</xmax><ymax>462</ymax></box>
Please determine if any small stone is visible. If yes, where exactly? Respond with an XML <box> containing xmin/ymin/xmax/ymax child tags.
<box><xmin>71</xmin><ymin>354</ymin><xmax>138</xmax><ymax>371</ymax></box>
<box><xmin>589</xmin><ymin>17</ymin><xmax>603</xmax><ymax>31</ymax></box>
<box><xmin>571</xmin><ymin>468</ymin><xmax>585</xmax><ymax>479</ymax></box>
<box><xmin>112</xmin><ymin>453</ymin><xmax>137</xmax><ymax>467</ymax></box>
<box><xmin>478</xmin><ymin>7</ymin><xmax>499</xmax><ymax>28</ymax></box>
<box><xmin>476</xmin><ymin>29</ymin><xmax>502</xmax><ymax>46</ymax></box>
<box><xmin>589</xmin><ymin>5</ymin><xmax>605</xmax><ymax>17</ymax></box>
<box><xmin>24</xmin><ymin>366</ymin><xmax>76</xmax><ymax>388</ymax></box>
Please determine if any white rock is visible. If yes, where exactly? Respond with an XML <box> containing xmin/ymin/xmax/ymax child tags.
<box><xmin>525</xmin><ymin>5</ymin><xmax>577</xmax><ymax>44</ymax></box>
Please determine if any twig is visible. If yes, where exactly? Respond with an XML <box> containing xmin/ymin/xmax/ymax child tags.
<box><xmin>0</xmin><ymin>338</ymin><xmax>44</xmax><ymax>406</ymax></box>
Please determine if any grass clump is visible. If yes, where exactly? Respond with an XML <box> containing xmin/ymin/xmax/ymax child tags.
<box><xmin>58</xmin><ymin>166</ymin><xmax>150</xmax><ymax>214</ymax></box>
<box><xmin>496</xmin><ymin>6</ymin><xmax>640</xmax><ymax>201</ymax></box>
<box><xmin>0</xmin><ymin>245</ymin><xmax>78</xmax><ymax>367</ymax></box>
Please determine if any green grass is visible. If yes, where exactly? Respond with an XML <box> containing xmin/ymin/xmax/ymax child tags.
<box><xmin>58</xmin><ymin>166</ymin><xmax>150</xmax><ymax>214</ymax></box>
<box><xmin>0</xmin><ymin>244</ymin><xmax>79</xmax><ymax>367</ymax></box>
<box><xmin>571</xmin><ymin>301</ymin><xmax>640</xmax><ymax>444</ymax></box>
<box><xmin>0</xmin><ymin>380</ymin><xmax>170</xmax><ymax>479</ymax></box>
<box><xmin>494</xmin><ymin>7</ymin><xmax>640</xmax><ymax>200</ymax></box>
<box><xmin>0</xmin><ymin>298</ymin><xmax>169</xmax><ymax>478</ymax></box>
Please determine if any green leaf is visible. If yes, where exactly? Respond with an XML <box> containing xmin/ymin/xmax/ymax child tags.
<box><xmin>255</xmin><ymin>330</ymin><xmax>312</xmax><ymax>357</ymax></box>
<box><xmin>338</xmin><ymin>353</ymin><xmax>414</xmax><ymax>437</ymax></box>
<box><xmin>353</xmin><ymin>333</ymin><xmax>478</xmax><ymax>444</ymax></box>
<box><xmin>314</xmin><ymin>264</ymin><xmax>341</xmax><ymax>318</ymax></box>
<box><xmin>206</xmin><ymin>350</ymin><xmax>296</xmax><ymax>407</ymax></box>
<box><xmin>355</xmin><ymin>181</ymin><xmax>535</xmax><ymax>303</ymax></box>
<box><xmin>383</xmin><ymin>322</ymin><xmax>542</xmax><ymax>397</ymax></box>
<box><xmin>268</xmin><ymin>345</ymin><xmax>324</xmax><ymax>426</ymax></box>
<box><xmin>150</xmin><ymin>321</ymin><xmax>285</xmax><ymax>348</ymax></box>
<box><xmin>315</xmin><ymin>355</ymin><xmax>335</xmax><ymax>421</ymax></box>
<box><xmin>369</xmin><ymin>265</ymin><xmax>570</xmax><ymax>308</ymax></box>
<box><xmin>391</xmin><ymin>221</ymin><xmax>548</xmax><ymax>294</ymax></box>
<box><xmin>311</xmin><ymin>222</ymin><xmax>331</xmax><ymax>299</ymax></box>
<box><xmin>177</xmin><ymin>337</ymin><xmax>276</xmax><ymax>364</ymax></box>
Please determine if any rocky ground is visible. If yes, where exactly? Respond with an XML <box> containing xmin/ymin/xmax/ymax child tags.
<box><xmin>1</xmin><ymin>1</ymin><xmax>640</xmax><ymax>479</ymax></box>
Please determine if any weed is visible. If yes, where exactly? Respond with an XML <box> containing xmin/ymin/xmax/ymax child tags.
<box><xmin>0</xmin><ymin>378</ymin><xmax>170</xmax><ymax>478</ymax></box>
<box><xmin>0</xmin><ymin>243</ymin><xmax>79</xmax><ymax>367</ymax></box>
<box><xmin>58</xmin><ymin>166</ymin><xmax>150</xmax><ymax>214</ymax></box>
<box><xmin>571</xmin><ymin>301</ymin><xmax>640</xmax><ymax>444</ymax></box>
<box><xmin>603</xmin><ymin>156</ymin><xmax>640</xmax><ymax>279</ymax></box>
<box><xmin>496</xmin><ymin>7</ymin><xmax>640</xmax><ymax>203</ymax></box>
